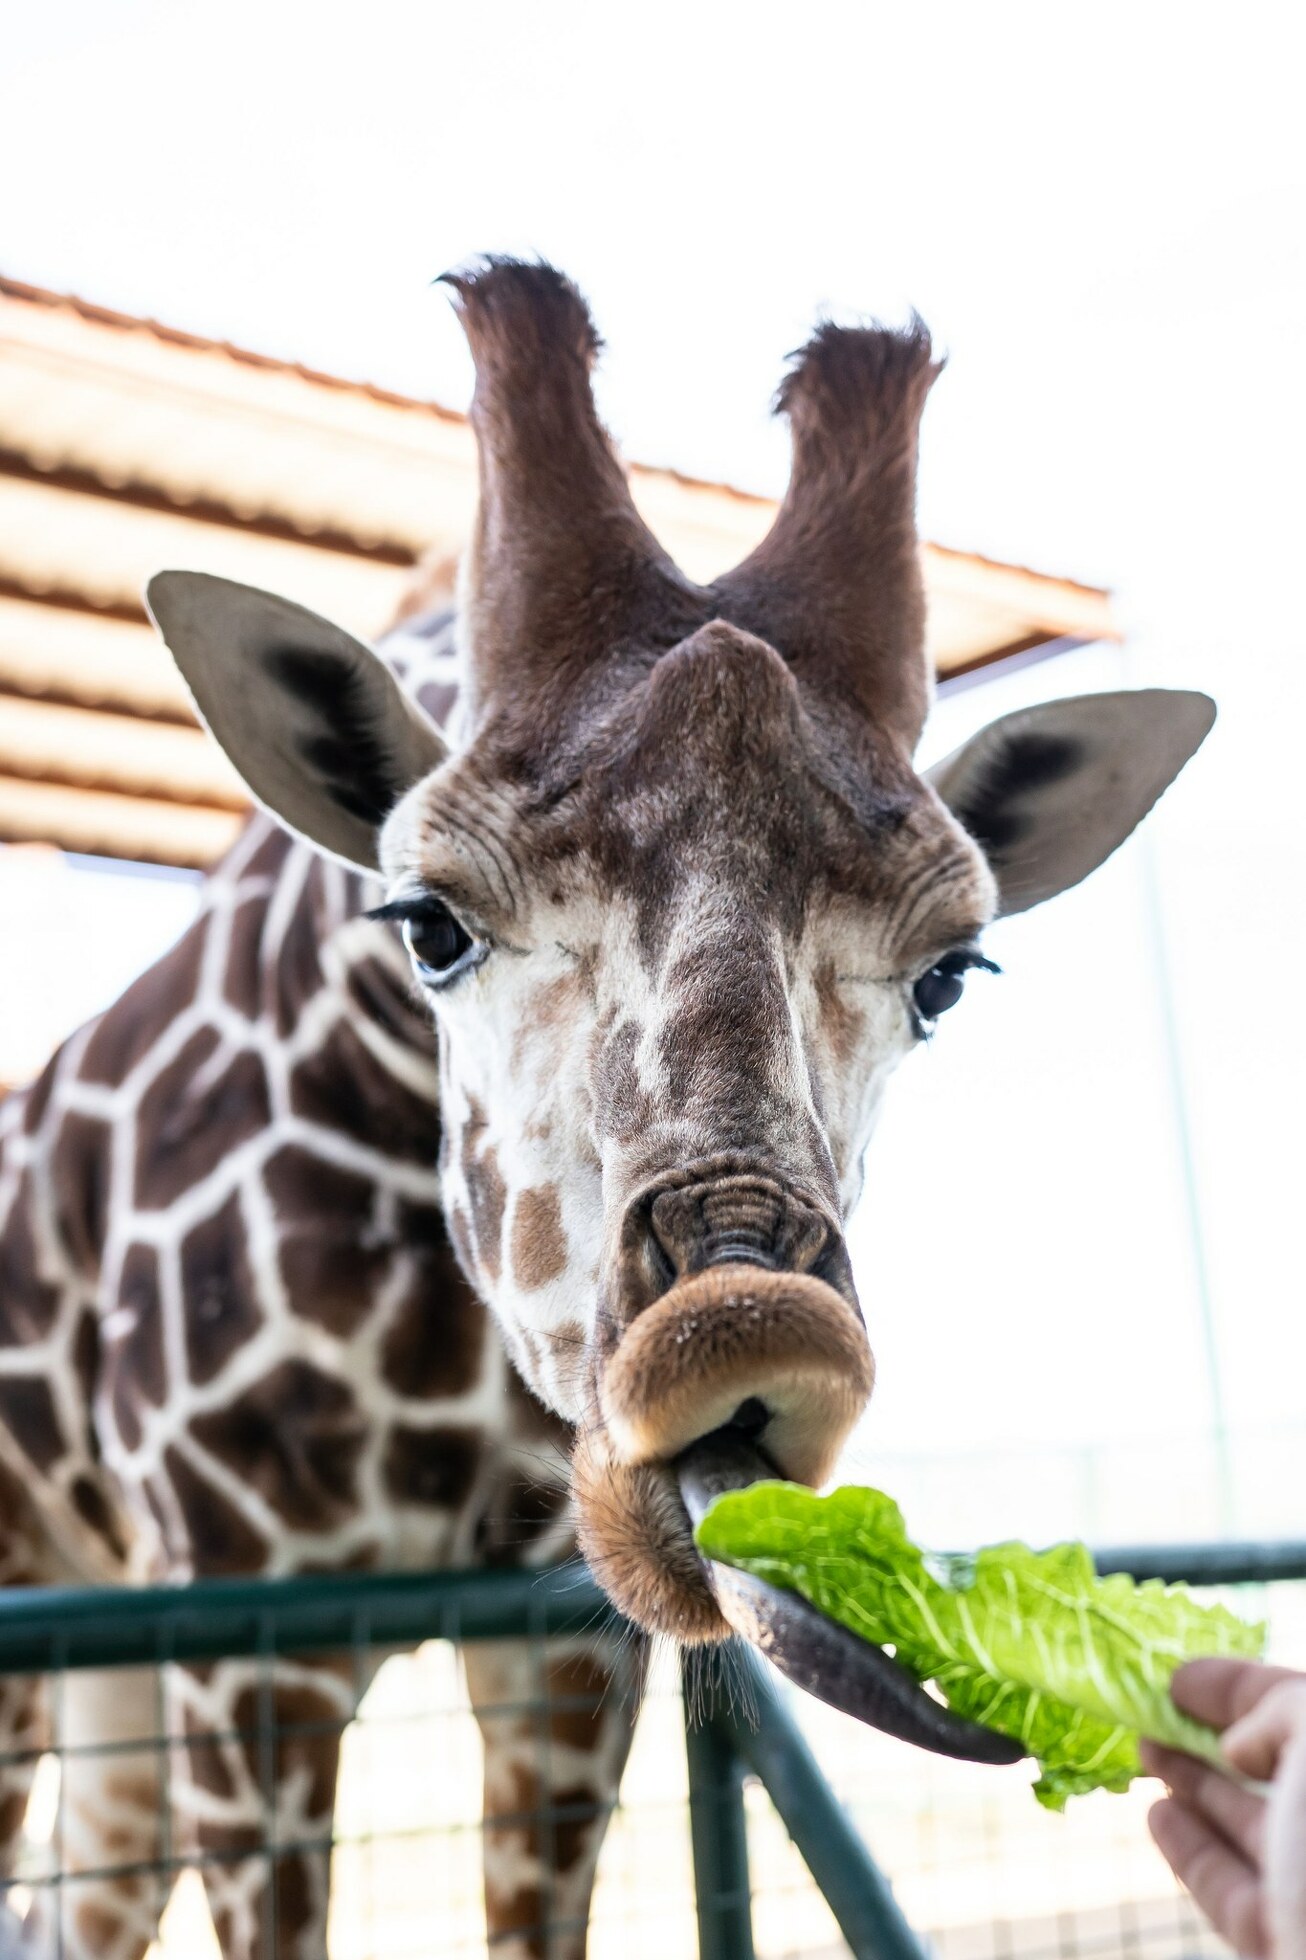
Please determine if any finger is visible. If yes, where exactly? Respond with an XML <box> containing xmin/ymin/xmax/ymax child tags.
<box><xmin>1148</xmin><ymin>1797</ymin><xmax>1269</xmax><ymax>1958</ymax></box>
<box><xmin>1222</xmin><ymin>1679</ymin><xmax>1306</xmax><ymax>1781</ymax></box>
<box><xmin>1140</xmin><ymin>1740</ymin><xmax>1189</xmax><ymax>1781</ymax></box>
<box><xmin>1138</xmin><ymin>1744</ymin><xmax>1265</xmax><ymax>1863</ymax></box>
<box><xmin>1170</xmin><ymin>1658</ymin><xmax>1304</xmax><ymax>1732</ymax></box>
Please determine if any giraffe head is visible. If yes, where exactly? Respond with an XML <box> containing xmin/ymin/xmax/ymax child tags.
<box><xmin>147</xmin><ymin>260</ymin><xmax>1213</xmax><ymax>1639</ymax></box>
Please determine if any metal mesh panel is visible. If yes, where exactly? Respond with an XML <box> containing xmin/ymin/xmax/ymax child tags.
<box><xmin>0</xmin><ymin>1558</ymin><xmax>1299</xmax><ymax>1959</ymax></box>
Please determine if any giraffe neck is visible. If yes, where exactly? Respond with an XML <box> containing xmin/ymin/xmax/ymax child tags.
<box><xmin>0</xmin><ymin>606</ymin><xmax>574</xmax><ymax>1588</ymax></box>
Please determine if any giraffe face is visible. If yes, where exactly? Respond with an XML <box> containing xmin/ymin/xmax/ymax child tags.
<box><xmin>148</xmin><ymin>260</ymin><xmax>1214</xmax><ymax>1641</ymax></box>
<box><xmin>378</xmin><ymin>621</ymin><xmax>997</xmax><ymax>1636</ymax></box>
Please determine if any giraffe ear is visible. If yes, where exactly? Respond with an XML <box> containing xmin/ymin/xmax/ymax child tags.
<box><xmin>926</xmin><ymin>689</ymin><xmax>1215</xmax><ymax>915</ymax></box>
<box><xmin>146</xmin><ymin>572</ymin><xmax>448</xmax><ymax>872</ymax></box>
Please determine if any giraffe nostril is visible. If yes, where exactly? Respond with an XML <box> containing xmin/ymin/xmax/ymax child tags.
<box><xmin>648</xmin><ymin>1176</ymin><xmax>820</xmax><ymax>1283</ymax></box>
<box><xmin>703</xmin><ymin>1237</ymin><xmax>779</xmax><ymax>1272</ymax></box>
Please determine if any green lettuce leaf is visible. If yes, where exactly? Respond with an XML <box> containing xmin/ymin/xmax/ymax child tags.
<box><xmin>694</xmin><ymin>1482</ymin><xmax>1265</xmax><ymax>1808</ymax></box>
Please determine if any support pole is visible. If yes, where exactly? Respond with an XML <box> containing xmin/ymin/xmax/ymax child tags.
<box><xmin>684</xmin><ymin>1674</ymin><xmax>756</xmax><ymax>1960</ymax></box>
<box><xmin>714</xmin><ymin>1647</ymin><xmax>930</xmax><ymax>1960</ymax></box>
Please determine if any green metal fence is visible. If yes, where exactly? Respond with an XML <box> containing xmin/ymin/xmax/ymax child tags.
<box><xmin>0</xmin><ymin>1545</ymin><xmax>1301</xmax><ymax>1959</ymax></box>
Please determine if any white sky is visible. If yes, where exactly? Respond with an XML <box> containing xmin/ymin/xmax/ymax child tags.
<box><xmin>2</xmin><ymin>1</ymin><xmax>1303</xmax><ymax>1545</ymax></box>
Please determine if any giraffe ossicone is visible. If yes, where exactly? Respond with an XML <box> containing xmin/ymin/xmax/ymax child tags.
<box><xmin>0</xmin><ymin>257</ymin><xmax>1214</xmax><ymax>1958</ymax></box>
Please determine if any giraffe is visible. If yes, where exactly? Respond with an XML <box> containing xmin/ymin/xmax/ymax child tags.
<box><xmin>0</xmin><ymin>258</ymin><xmax>1214</xmax><ymax>1960</ymax></box>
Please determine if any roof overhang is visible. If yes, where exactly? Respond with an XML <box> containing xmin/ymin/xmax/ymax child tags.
<box><xmin>0</xmin><ymin>276</ymin><xmax>1118</xmax><ymax>868</ymax></box>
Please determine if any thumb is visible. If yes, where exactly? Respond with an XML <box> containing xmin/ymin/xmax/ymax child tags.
<box><xmin>1223</xmin><ymin>1679</ymin><xmax>1306</xmax><ymax>1781</ymax></box>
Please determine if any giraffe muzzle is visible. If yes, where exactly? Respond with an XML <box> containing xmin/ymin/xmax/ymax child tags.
<box><xmin>598</xmin><ymin>1262</ymin><xmax>874</xmax><ymax>1490</ymax></box>
<box><xmin>574</xmin><ymin>1170</ymin><xmax>872</xmax><ymax>1641</ymax></box>
<box><xmin>647</xmin><ymin>1172</ymin><xmax>837</xmax><ymax>1286</ymax></box>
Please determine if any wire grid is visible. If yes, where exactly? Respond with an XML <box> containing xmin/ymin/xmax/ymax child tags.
<box><xmin>1</xmin><ymin>1571</ymin><xmax>1299</xmax><ymax>1960</ymax></box>
<box><xmin>0</xmin><ymin>1626</ymin><xmax>700</xmax><ymax>1960</ymax></box>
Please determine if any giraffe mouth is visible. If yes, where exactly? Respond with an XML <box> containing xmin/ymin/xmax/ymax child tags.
<box><xmin>573</xmin><ymin>1264</ymin><xmax>874</xmax><ymax>1641</ymax></box>
<box><xmin>670</xmin><ymin>1428</ymin><xmax>1028</xmax><ymax>1764</ymax></box>
<box><xmin>599</xmin><ymin>1265</ymin><xmax>873</xmax><ymax>1488</ymax></box>
<box><xmin>573</xmin><ymin>1370</ymin><xmax>1029</xmax><ymax>1765</ymax></box>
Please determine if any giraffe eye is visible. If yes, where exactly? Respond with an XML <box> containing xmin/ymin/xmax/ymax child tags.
<box><xmin>912</xmin><ymin>950</ymin><xmax>999</xmax><ymax>1028</ymax></box>
<box><xmin>402</xmin><ymin>904</ymin><xmax>476</xmax><ymax>982</ymax></box>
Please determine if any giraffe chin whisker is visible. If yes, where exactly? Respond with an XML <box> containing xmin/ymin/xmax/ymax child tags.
<box><xmin>571</xmin><ymin>1267</ymin><xmax>874</xmax><ymax>1640</ymax></box>
<box><xmin>571</xmin><ymin>1427</ymin><xmax>729</xmax><ymax>1644</ymax></box>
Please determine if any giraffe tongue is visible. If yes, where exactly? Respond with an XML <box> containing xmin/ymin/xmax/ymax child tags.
<box><xmin>675</xmin><ymin>1432</ymin><xmax>1024</xmax><ymax>1766</ymax></box>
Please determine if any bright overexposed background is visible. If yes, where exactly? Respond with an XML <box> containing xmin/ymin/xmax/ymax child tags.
<box><xmin>0</xmin><ymin>8</ymin><xmax>1303</xmax><ymax>1951</ymax></box>
<box><xmin>3</xmin><ymin>0</ymin><xmax>1301</xmax><ymax>1543</ymax></box>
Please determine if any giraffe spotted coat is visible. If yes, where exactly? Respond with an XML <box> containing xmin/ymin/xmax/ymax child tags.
<box><xmin>0</xmin><ymin>257</ymin><xmax>1215</xmax><ymax>1960</ymax></box>
<box><xmin>0</xmin><ymin>611</ymin><xmax>636</xmax><ymax>1960</ymax></box>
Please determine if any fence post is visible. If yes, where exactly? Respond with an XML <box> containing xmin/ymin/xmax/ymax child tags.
<box><xmin>716</xmin><ymin>1647</ymin><xmax>931</xmax><ymax>1960</ymax></box>
<box><xmin>684</xmin><ymin>1672</ymin><xmax>756</xmax><ymax>1960</ymax></box>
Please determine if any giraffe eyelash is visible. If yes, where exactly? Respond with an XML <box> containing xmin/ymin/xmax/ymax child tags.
<box><xmin>367</xmin><ymin>894</ymin><xmax>453</xmax><ymax>926</ymax></box>
<box><xmin>909</xmin><ymin>947</ymin><xmax>1000</xmax><ymax>1040</ymax></box>
<box><xmin>368</xmin><ymin>894</ymin><xmax>488</xmax><ymax>987</ymax></box>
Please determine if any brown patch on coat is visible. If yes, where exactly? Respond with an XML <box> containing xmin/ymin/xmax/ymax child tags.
<box><xmin>181</xmin><ymin>1702</ymin><xmax>237</xmax><ymax>1801</ymax></box>
<box><xmin>180</xmin><ymin>1190</ymin><xmax>264</xmax><ymax>1385</ymax></box>
<box><xmin>476</xmin><ymin>1460</ymin><xmax>571</xmax><ymax>1566</ymax></box>
<box><xmin>511</xmin><ymin>968</ymin><xmax>586</xmax><ymax>1074</ymax></box>
<box><xmin>238</xmin><ymin>816</ymin><xmax>296</xmax><ymax>881</ymax></box>
<box><xmin>289</xmin><ymin>1019</ymin><xmax>440</xmax><ymax>1165</ymax></box>
<box><xmin>134</xmin><ymin>1035</ymin><xmax>270</xmax><ymax>1210</ymax></box>
<box><xmin>212</xmin><ymin>1855</ymin><xmax>317</xmax><ymax>1960</ymax></box>
<box><xmin>379</xmin><ymin>1207</ymin><xmax>485</xmax><ymax>1398</ymax></box>
<box><xmin>544</xmin><ymin>1650</ymin><xmax>616</xmax><ymax>1751</ymax></box>
<box><xmin>484</xmin><ymin>1761</ymin><xmax>602</xmax><ymax>1884</ymax></box>
<box><xmin>510</xmin><ymin>1184</ymin><xmax>567</xmax><ymax>1291</ymax></box>
<box><xmin>0</xmin><ymin>1175</ymin><xmax>61</xmax><ymax>1343</ymax></box>
<box><xmin>231</xmin><ymin>1676</ymin><xmax>347</xmax><ymax>1819</ymax></box>
<box><xmin>20</xmin><ymin>1052</ymin><xmax>58</xmax><ymax>1135</ymax></box>
<box><xmin>267</xmin><ymin>1144</ymin><xmax>403</xmax><ymax>1336</ymax></box>
<box><xmin>48</xmin><ymin>1112</ymin><xmax>111</xmax><ymax>1280</ymax></box>
<box><xmin>265</xmin><ymin>1143</ymin><xmax>373</xmax><ymax>1227</ymax></box>
<box><xmin>272</xmin><ymin>862</ymin><xmax>328</xmax><ymax>1039</ymax></box>
<box><xmin>222</xmin><ymin>894</ymin><xmax>266</xmax><ymax>1020</ymax></box>
<box><xmin>191</xmin><ymin>1362</ymin><xmax>366</xmax><ymax>1531</ymax></box>
<box><xmin>71</xmin><ymin>1305</ymin><xmax>98</xmax><ymax>1410</ymax></box>
<box><xmin>70</xmin><ymin>1472</ymin><xmax>127</xmax><ymax>1560</ymax></box>
<box><xmin>592</xmin><ymin>1018</ymin><xmax>657</xmax><ymax>1147</ymax></box>
<box><xmin>0</xmin><ymin>1377</ymin><xmax>62</xmax><ymax>1472</ymax></box>
<box><xmin>104</xmin><ymin>1241</ymin><xmax>167</xmax><ymax>1452</ymax></box>
<box><xmin>381</xmin><ymin>1423</ymin><xmax>482</xmax><ymax>1509</ymax></box>
<box><xmin>270</xmin><ymin>1150</ymin><xmax>389</xmax><ymax>1341</ymax></box>
<box><xmin>345</xmin><ymin>952</ymin><xmax>434</xmax><ymax>1051</ymax></box>
<box><xmin>162</xmin><ymin>1446</ymin><xmax>270</xmax><ymax>1573</ymax></box>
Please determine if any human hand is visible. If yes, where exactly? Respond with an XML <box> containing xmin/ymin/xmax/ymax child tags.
<box><xmin>1141</xmin><ymin>1657</ymin><xmax>1306</xmax><ymax>1959</ymax></box>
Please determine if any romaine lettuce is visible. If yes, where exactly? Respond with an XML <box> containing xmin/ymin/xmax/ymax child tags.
<box><xmin>694</xmin><ymin>1481</ymin><xmax>1265</xmax><ymax>1808</ymax></box>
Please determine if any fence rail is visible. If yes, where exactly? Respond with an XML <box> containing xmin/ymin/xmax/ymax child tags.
<box><xmin>0</xmin><ymin>1542</ymin><xmax>1302</xmax><ymax>1960</ymax></box>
